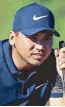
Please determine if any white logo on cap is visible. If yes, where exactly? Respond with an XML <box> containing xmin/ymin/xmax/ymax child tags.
<box><xmin>33</xmin><ymin>15</ymin><xmax>48</xmax><ymax>20</ymax></box>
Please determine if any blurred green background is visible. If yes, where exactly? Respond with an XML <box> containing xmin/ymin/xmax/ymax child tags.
<box><xmin>0</xmin><ymin>0</ymin><xmax>65</xmax><ymax>48</ymax></box>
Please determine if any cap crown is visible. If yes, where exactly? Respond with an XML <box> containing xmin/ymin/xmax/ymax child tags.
<box><xmin>13</xmin><ymin>3</ymin><xmax>54</xmax><ymax>31</ymax></box>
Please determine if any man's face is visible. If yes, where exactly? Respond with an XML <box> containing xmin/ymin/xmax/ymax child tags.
<box><xmin>14</xmin><ymin>31</ymin><xmax>53</xmax><ymax>66</ymax></box>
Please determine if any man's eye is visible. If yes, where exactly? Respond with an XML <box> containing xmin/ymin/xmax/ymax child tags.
<box><xmin>45</xmin><ymin>36</ymin><xmax>52</xmax><ymax>40</ymax></box>
<box><xmin>46</xmin><ymin>36</ymin><xmax>51</xmax><ymax>40</ymax></box>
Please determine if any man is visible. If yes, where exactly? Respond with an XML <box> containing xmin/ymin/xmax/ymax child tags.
<box><xmin>0</xmin><ymin>3</ymin><xmax>65</xmax><ymax>106</ymax></box>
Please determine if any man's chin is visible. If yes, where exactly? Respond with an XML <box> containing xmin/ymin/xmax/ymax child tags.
<box><xmin>32</xmin><ymin>59</ymin><xmax>45</xmax><ymax>66</ymax></box>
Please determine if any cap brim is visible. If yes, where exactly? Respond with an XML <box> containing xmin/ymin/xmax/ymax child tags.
<box><xmin>20</xmin><ymin>27</ymin><xmax>60</xmax><ymax>37</ymax></box>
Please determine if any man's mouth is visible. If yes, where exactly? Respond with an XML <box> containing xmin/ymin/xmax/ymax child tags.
<box><xmin>32</xmin><ymin>52</ymin><xmax>45</xmax><ymax>60</ymax></box>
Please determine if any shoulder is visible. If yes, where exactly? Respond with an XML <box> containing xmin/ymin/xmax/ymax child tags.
<box><xmin>0</xmin><ymin>39</ymin><xmax>8</xmax><ymax>63</ymax></box>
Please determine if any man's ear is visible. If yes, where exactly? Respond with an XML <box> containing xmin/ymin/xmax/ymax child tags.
<box><xmin>9</xmin><ymin>31</ymin><xmax>16</xmax><ymax>46</ymax></box>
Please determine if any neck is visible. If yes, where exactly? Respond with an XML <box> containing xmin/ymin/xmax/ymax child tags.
<box><xmin>11</xmin><ymin>46</ymin><xmax>33</xmax><ymax>71</ymax></box>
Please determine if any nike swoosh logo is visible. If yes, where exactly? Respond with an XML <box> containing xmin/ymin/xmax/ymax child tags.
<box><xmin>35</xmin><ymin>83</ymin><xmax>46</xmax><ymax>90</ymax></box>
<box><xmin>33</xmin><ymin>15</ymin><xmax>48</xmax><ymax>20</ymax></box>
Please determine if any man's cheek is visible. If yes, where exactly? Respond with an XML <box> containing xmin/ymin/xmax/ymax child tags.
<box><xmin>47</xmin><ymin>39</ymin><xmax>53</xmax><ymax>46</ymax></box>
<box><xmin>43</xmin><ymin>39</ymin><xmax>53</xmax><ymax>47</ymax></box>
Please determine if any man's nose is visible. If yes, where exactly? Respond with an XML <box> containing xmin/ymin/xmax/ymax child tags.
<box><xmin>35</xmin><ymin>41</ymin><xmax>45</xmax><ymax>51</ymax></box>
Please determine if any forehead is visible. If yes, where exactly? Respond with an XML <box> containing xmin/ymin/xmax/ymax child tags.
<box><xmin>28</xmin><ymin>30</ymin><xmax>53</xmax><ymax>38</ymax></box>
<box><xmin>37</xmin><ymin>30</ymin><xmax>53</xmax><ymax>35</ymax></box>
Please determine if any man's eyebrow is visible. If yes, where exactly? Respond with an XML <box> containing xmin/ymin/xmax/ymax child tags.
<box><xmin>46</xmin><ymin>34</ymin><xmax>53</xmax><ymax>36</ymax></box>
<box><xmin>45</xmin><ymin>32</ymin><xmax>53</xmax><ymax>36</ymax></box>
<box><xmin>27</xmin><ymin>34</ymin><xmax>38</xmax><ymax>39</ymax></box>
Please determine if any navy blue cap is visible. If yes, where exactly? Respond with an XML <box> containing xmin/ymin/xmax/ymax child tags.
<box><xmin>12</xmin><ymin>3</ymin><xmax>60</xmax><ymax>37</ymax></box>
